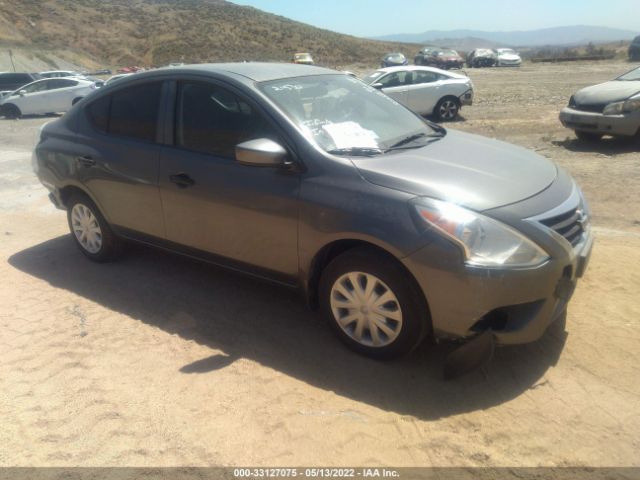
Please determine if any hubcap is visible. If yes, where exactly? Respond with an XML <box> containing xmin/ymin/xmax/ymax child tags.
<box><xmin>71</xmin><ymin>204</ymin><xmax>102</xmax><ymax>254</ymax></box>
<box><xmin>330</xmin><ymin>272</ymin><xmax>403</xmax><ymax>347</ymax></box>
<box><xmin>439</xmin><ymin>100</ymin><xmax>458</xmax><ymax>119</ymax></box>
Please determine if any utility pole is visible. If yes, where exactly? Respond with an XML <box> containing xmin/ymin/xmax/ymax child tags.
<box><xmin>9</xmin><ymin>49</ymin><xmax>16</xmax><ymax>72</ymax></box>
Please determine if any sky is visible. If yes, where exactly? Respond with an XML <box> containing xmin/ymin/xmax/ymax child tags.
<box><xmin>229</xmin><ymin>0</ymin><xmax>638</xmax><ymax>38</ymax></box>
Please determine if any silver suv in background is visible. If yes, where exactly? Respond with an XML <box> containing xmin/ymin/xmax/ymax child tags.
<box><xmin>560</xmin><ymin>65</ymin><xmax>640</xmax><ymax>141</ymax></box>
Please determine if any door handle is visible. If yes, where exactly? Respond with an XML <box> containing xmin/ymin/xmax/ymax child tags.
<box><xmin>76</xmin><ymin>155</ymin><xmax>96</xmax><ymax>167</ymax></box>
<box><xmin>169</xmin><ymin>173</ymin><xmax>195</xmax><ymax>188</ymax></box>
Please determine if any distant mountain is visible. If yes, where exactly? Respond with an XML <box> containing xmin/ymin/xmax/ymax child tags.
<box><xmin>374</xmin><ymin>25</ymin><xmax>638</xmax><ymax>47</ymax></box>
<box><xmin>0</xmin><ymin>0</ymin><xmax>418</xmax><ymax>68</ymax></box>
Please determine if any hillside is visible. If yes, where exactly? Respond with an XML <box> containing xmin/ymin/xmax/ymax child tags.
<box><xmin>0</xmin><ymin>0</ymin><xmax>418</xmax><ymax>69</ymax></box>
<box><xmin>375</xmin><ymin>25</ymin><xmax>638</xmax><ymax>48</ymax></box>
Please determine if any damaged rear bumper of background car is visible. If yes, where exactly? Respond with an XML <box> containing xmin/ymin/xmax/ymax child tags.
<box><xmin>560</xmin><ymin>107</ymin><xmax>640</xmax><ymax>136</ymax></box>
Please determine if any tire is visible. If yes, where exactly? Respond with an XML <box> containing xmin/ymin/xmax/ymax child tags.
<box><xmin>434</xmin><ymin>97</ymin><xmax>460</xmax><ymax>121</ymax></box>
<box><xmin>66</xmin><ymin>193</ymin><xmax>123</xmax><ymax>262</ymax></box>
<box><xmin>1</xmin><ymin>104</ymin><xmax>21</xmax><ymax>119</ymax></box>
<box><xmin>319</xmin><ymin>247</ymin><xmax>430</xmax><ymax>359</ymax></box>
<box><xmin>575</xmin><ymin>130</ymin><xmax>602</xmax><ymax>142</ymax></box>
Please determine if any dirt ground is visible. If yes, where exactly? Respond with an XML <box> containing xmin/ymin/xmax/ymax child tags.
<box><xmin>1</xmin><ymin>60</ymin><xmax>639</xmax><ymax>468</ymax></box>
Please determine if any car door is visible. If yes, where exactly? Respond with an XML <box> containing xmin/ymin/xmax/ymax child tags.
<box><xmin>378</xmin><ymin>70</ymin><xmax>412</xmax><ymax>107</ymax></box>
<box><xmin>73</xmin><ymin>81</ymin><xmax>165</xmax><ymax>238</ymax></box>
<box><xmin>407</xmin><ymin>70</ymin><xmax>442</xmax><ymax>114</ymax></box>
<box><xmin>157</xmin><ymin>79</ymin><xmax>300</xmax><ymax>281</ymax></box>
<box><xmin>45</xmin><ymin>79</ymin><xmax>81</xmax><ymax>111</ymax></box>
<box><xmin>8</xmin><ymin>79</ymin><xmax>51</xmax><ymax>114</ymax></box>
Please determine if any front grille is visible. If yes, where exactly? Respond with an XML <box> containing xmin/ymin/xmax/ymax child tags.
<box><xmin>573</xmin><ymin>103</ymin><xmax>606</xmax><ymax>114</ymax></box>
<box><xmin>539</xmin><ymin>208</ymin><xmax>586</xmax><ymax>247</ymax></box>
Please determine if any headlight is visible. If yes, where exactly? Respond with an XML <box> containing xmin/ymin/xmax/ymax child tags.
<box><xmin>603</xmin><ymin>97</ymin><xmax>640</xmax><ymax>115</ymax></box>
<box><xmin>411</xmin><ymin>198</ymin><xmax>549</xmax><ymax>268</ymax></box>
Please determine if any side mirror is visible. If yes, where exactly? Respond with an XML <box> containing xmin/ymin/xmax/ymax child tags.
<box><xmin>372</xmin><ymin>83</ymin><xmax>383</xmax><ymax>89</ymax></box>
<box><xmin>18</xmin><ymin>90</ymin><xmax>26</xmax><ymax>96</ymax></box>
<box><xmin>235</xmin><ymin>138</ymin><xmax>289</xmax><ymax>167</ymax></box>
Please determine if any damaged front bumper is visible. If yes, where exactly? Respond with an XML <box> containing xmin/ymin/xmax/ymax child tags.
<box><xmin>402</xmin><ymin>222</ymin><xmax>593</xmax><ymax>346</ymax></box>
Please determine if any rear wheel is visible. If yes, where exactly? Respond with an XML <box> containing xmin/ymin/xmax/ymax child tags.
<box><xmin>319</xmin><ymin>247</ymin><xmax>429</xmax><ymax>359</ymax></box>
<box><xmin>434</xmin><ymin>97</ymin><xmax>460</xmax><ymax>121</ymax></box>
<box><xmin>66</xmin><ymin>193</ymin><xmax>123</xmax><ymax>262</ymax></box>
<box><xmin>1</xmin><ymin>104</ymin><xmax>21</xmax><ymax>119</ymax></box>
<box><xmin>575</xmin><ymin>130</ymin><xmax>602</xmax><ymax>142</ymax></box>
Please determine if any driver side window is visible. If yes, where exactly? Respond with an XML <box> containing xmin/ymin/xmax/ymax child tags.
<box><xmin>175</xmin><ymin>81</ymin><xmax>279</xmax><ymax>159</ymax></box>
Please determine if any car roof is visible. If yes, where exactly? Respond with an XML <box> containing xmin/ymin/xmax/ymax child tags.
<box><xmin>141</xmin><ymin>62</ymin><xmax>335</xmax><ymax>82</ymax></box>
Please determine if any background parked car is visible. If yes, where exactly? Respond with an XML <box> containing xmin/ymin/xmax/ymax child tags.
<box><xmin>0</xmin><ymin>77</ymin><xmax>96</xmax><ymax>119</ymax></box>
<box><xmin>560</xmin><ymin>65</ymin><xmax>640</xmax><ymax>142</ymax></box>
<box><xmin>413</xmin><ymin>47</ymin><xmax>438</xmax><ymax>66</ymax></box>
<box><xmin>415</xmin><ymin>48</ymin><xmax>463</xmax><ymax>69</ymax></box>
<box><xmin>495</xmin><ymin>48</ymin><xmax>522</xmax><ymax>67</ymax></box>
<box><xmin>466</xmin><ymin>48</ymin><xmax>497</xmax><ymax>68</ymax></box>
<box><xmin>292</xmin><ymin>52</ymin><xmax>314</xmax><ymax>65</ymax></box>
<box><xmin>381</xmin><ymin>52</ymin><xmax>409</xmax><ymax>68</ymax></box>
<box><xmin>117</xmin><ymin>66</ymin><xmax>144</xmax><ymax>73</ymax></box>
<box><xmin>0</xmin><ymin>72</ymin><xmax>42</xmax><ymax>94</ymax></box>
<box><xmin>363</xmin><ymin>65</ymin><xmax>473</xmax><ymax>121</ymax></box>
<box><xmin>629</xmin><ymin>35</ymin><xmax>640</xmax><ymax>61</ymax></box>
<box><xmin>86</xmin><ymin>69</ymin><xmax>112</xmax><ymax>76</ymax></box>
<box><xmin>39</xmin><ymin>70</ymin><xmax>85</xmax><ymax>79</ymax></box>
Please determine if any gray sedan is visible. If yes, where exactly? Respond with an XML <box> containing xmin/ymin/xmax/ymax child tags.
<box><xmin>33</xmin><ymin>63</ymin><xmax>592</xmax><ymax>361</ymax></box>
<box><xmin>560</xmin><ymin>65</ymin><xmax>640</xmax><ymax>141</ymax></box>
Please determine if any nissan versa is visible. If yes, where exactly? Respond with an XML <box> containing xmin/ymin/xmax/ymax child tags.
<box><xmin>33</xmin><ymin>63</ymin><xmax>593</xmax><ymax>360</ymax></box>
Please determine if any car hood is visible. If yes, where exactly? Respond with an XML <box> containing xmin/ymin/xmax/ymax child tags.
<box><xmin>574</xmin><ymin>80</ymin><xmax>640</xmax><ymax>105</ymax></box>
<box><xmin>352</xmin><ymin>129</ymin><xmax>557</xmax><ymax>211</ymax></box>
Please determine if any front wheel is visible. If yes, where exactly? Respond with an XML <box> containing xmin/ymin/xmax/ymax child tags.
<box><xmin>319</xmin><ymin>247</ymin><xmax>429</xmax><ymax>359</ymax></box>
<box><xmin>434</xmin><ymin>97</ymin><xmax>460</xmax><ymax>121</ymax></box>
<box><xmin>1</xmin><ymin>104</ymin><xmax>21</xmax><ymax>119</ymax></box>
<box><xmin>67</xmin><ymin>193</ymin><xmax>123</xmax><ymax>262</ymax></box>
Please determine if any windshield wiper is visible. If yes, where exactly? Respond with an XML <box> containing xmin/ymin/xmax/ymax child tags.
<box><xmin>327</xmin><ymin>147</ymin><xmax>383</xmax><ymax>156</ymax></box>
<box><xmin>384</xmin><ymin>131</ymin><xmax>445</xmax><ymax>152</ymax></box>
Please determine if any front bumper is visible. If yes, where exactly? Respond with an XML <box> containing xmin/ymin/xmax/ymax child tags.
<box><xmin>497</xmin><ymin>59</ymin><xmax>521</xmax><ymax>66</ymax></box>
<box><xmin>560</xmin><ymin>107</ymin><xmax>640</xmax><ymax>137</ymax></box>
<box><xmin>402</xmin><ymin>222</ymin><xmax>593</xmax><ymax>346</ymax></box>
<box><xmin>459</xmin><ymin>89</ymin><xmax>473</xmax><ymax>106</ymax></box>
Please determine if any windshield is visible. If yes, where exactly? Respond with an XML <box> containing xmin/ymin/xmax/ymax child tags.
<box><xmin>386</xmin><ymin>54</ymin><xmax>404</xmax><ymax>61</ymax></box>
<box><xmin>616</xmin><ymin>66</ymin><xmax>640</xmax><ymax>81</ymax></box>
<box><xmin>439</xmin><ymin>50</ymin><xmax>457</xmax><ymax>56</ymax></box>
<box><xmin>498</xmin><ymin>49</ymin><xmax>516</xmax><ymax>55</ymax></box>
<box><xmin>260</xmin><ymin>74</ymin><xmax>436</xmax><ymax>154</ymax></box>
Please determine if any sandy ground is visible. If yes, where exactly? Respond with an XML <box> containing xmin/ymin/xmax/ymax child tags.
<box><xmin>0</xmin><ymin>60</ymin><xmax>639</xmax><ymax>468</ymax></box>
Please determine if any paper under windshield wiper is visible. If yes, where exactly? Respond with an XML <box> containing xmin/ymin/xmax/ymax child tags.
<box><xmin>327</xmin><ymin>147</ymin><xmax>383</xmax><ymax>156</ymax></box>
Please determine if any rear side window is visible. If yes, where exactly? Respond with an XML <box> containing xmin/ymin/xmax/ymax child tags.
<box><xmin>109</xmin><ymin>82</ymin><xmax>162</xmax><ymax>142</ymax></box>
<box><xmin>48</xmin><ymin>79</ymin><xmax>78</xmax><ymax>89</ymax></box>
<box><xmin>87</xmin><ymin>95</ymin><xmax>110</xmax><ymax>133</ymax></box>
<box><xmin>175</xmin><ymin>81</ymin><xmax>278</xmax><ymax>158</ymax></box>
<box><xmin>85</xmin><ymin>82</ymin><xmax>161</xmax><ymax>141</ymax></box>
<box><xmin>413</xmin><ymin>71</ymin><xmax>439</xmax><ymax>84</ymax></box>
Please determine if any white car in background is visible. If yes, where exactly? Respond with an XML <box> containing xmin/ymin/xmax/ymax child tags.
<box><xmin>495</xmin><ymin>48</ymin><xmax>522</xmax><ymax>67</ymax></box>
<box><xmin>39</xmin><ymin>70</ymin><xmax>86</xmax><ymax>78</ymax></box>
<box><xmin>362</xmin><ymin>66</ymin><xmax>474</xmax><ymax>120</ymax></box>
<box><xmin>0</xmin><ymin>77</ymin><xmax>96</xmax><ymax>119</ymax></box>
